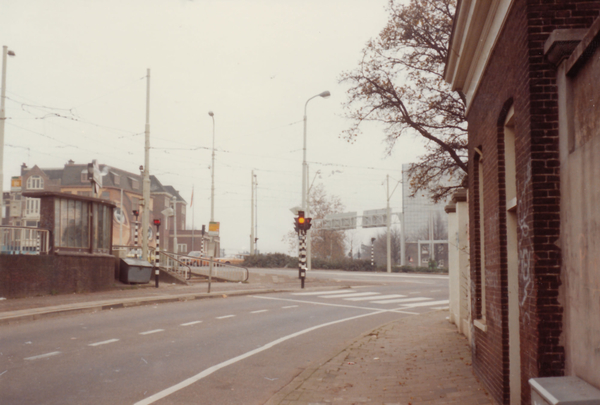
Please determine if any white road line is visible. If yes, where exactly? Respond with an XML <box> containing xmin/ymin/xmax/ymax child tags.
<box><xmin>292</xmin><ymin>290</ymin><xmax>350</xmax><ymax>296</ymax></box>
<box><xmin>134</xmin><ymin>310</ymin><xmax>387</xmax><ymax>405</ymax></box>
<box><xmin>319</xmin><ymin>292</ymin><xmax>380</xmax><ymax>299</ymax></box>
<box><xmin>139</xmin><ymin>329</ymin><xmax>164</xmax><ymax>335</ymax></box>
<box><xmin>282</xmin><ymin>305</ymin><xmax>298</xmax><ymax>309</ymax></box>
<box><xmin>88</xmin><ymin>339</ymin><xmax>119</xmax><ymax>347</ymax></box>
<box><xmin>25</xmin><ymin>351</ymin><xmax>61</xmax><ymax>361</ymax></box>
<box><xmin>253</xmin><ymin>296</ymin><xmax>417</xmax><ymax>315</ymax></box>
<box><xmin>250</xmin><ymin>310</ymin><xmax>268</xmax><ymax>314</ymax></box>
<box><xmin>371</xmin><ymin>297</ymin><xmax>431</xmax><ymax>304</ymax></box>
<box><xmin>345</xmin><ymin>294</ymin><xmax>406</xmax><ymax>301</ymax></box>
<box><xmin>430</xmin><ymin>290</ymin><xmax>442</xmax><ymax>292</ymax></box>
<box><xmin>401</xmin><ymin>300</ymin><xmax>450</xmax><ymax>308</ymax></box>
<box><xmin>216</xmin><ymin>315</ymin><xmax>235</xmax><ymax>319</ymax></box>
<box><xmin>180</xmin><ymin>321</ymin><xmax>203</xmax><ymax>326</ymax></box>
<box><xmin>408</xmin><ymin>291</ymin><xmax>421</xmax><ymax>294</ymax></box>
<box><xmin>431</xmin><ymin>306</ymin><xmax>449</xmax><ymax>310</ymax></box>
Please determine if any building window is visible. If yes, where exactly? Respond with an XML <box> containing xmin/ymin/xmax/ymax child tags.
<box><xmin>77</xmin><ymin>191</ymin><xmax>92</xmax><ymax>197</ymax></box>
<box><xmin>130</xmin><ymin>177</ymin><xmax>139</xmax><ymax>190</ymax></box>
<box><xmin>112</xmin><ymin>173</ymin><xmax>120</xmax><ymax>186</ymax></box>
<box><xmin>81</xmin><ymin>170</ymin><xmax>88</xmax><ymax>183</ymax></box>
<box><xmin>177</xmin><ymin>243</ymin><xmax>187</xmax><ymax>254</ymax></box>
<box><xmin>54</xmin><ymin>198</ymin><xmax>90</xmax><ymax>249</ymax></box>
<box><xmin>101</xmin><ymin>191</ymin><xmax>110</xmax><ymax>200</ymax></box>
<box><xmin>27</xmin><ymin>176</ymin><xmax>44</xmax><ymax>190</ymax></box>
<box><xmin>25</xmin><ymin>198</ymin><xmax>40</xmax><ymax>216</ymax></box>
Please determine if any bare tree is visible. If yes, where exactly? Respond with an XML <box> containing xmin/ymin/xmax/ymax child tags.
<box><xmin>339</xmin><ymin>0</ymin><xmax>467</xmax><ymax>202</ymax></box>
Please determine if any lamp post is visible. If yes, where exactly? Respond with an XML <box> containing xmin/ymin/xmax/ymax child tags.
<box><xmin>141</xmin><ymin>69</ymin><xmax>151</xmax><ymax>262</ymax></box>
<box><xmin>0</xmin><ymin>46</ymin><xmax>16</xmax><ymax>221</ymax></box>
<box><xmin>208</xmin><ymin>111</ymin><xmax>215</xmax><ymax>222</ymax></box>
<box><xmin>302</xmin><ymin>90</ymin><xmax>330</xmax><ymax>271</ymax></box>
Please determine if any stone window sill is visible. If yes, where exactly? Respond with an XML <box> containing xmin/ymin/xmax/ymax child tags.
<box><xmin>474</xmin><ymin>318</ymin><xmax>488</xmax><ymax>332</ymax></box>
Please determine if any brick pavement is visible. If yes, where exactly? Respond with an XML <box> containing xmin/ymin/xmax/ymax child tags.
<box><xmin>267</xmin><ymin>310</ymin><xmax>493</xmax><ymax>405</ymax></box>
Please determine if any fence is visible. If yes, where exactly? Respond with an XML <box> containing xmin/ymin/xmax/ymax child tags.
<box><xmin>1</xmin><ymin>226</ymin><xmax>50</xmax><ymax>255</ymax></box>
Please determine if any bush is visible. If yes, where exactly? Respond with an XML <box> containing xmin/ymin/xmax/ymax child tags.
<box><xmin>242</xmin><ymin>254</ymin><xmax>448</xmax><ymax>274</ymax></box>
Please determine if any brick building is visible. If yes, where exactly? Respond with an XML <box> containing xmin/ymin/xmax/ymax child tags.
<box><xmin>445</xmin><ymin>1</ymin><xmax>600</xmax><ymax>404</ymax></box>
<box><xmin>5</xmin><ymin>160</ymin><xmax>213</xmax><ymax>255</ymax></box>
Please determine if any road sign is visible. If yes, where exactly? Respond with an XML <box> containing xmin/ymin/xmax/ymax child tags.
<box><xmin>11</xmin><ymin>176</ymin><xmax>21</xmax><ymax>192</ymax></box>
<box><xmin>322</xmin><ymin>212</ymin><xmax>357</xmax><ymax>230</ymax></box>
<box><xmin>362</xmin><ymin>209</ymin><xmax>388</xmax><ymax>228</ymax></box>
<box><xmin>208</xmin><ymin>221</ymin><xmax>220</xmax><ymax>236</ymax></box>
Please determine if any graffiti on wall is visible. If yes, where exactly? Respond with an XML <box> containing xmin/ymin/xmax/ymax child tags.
<box><xmin>518</xmin><ymin>161</ymin><xmax>532</xmax><ymax>326</ymax></box>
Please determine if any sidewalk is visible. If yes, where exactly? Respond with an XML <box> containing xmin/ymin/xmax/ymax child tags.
<box><xmin>266</xmin><ymin>310</ymin><xmax>493</xmax><ymax>405</ymax></box>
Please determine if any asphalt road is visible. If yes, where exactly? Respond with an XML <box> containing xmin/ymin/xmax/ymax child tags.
<box><xmin>0</xmin><ymin>272</ymin><xmax>448</xmax><ymax>405</ymax></box>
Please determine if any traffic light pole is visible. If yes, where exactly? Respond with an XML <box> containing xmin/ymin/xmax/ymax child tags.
<box><xmin>298</xmin><ymin>230</ymin><xmax>307</xmax><ymax>288</ymax></box>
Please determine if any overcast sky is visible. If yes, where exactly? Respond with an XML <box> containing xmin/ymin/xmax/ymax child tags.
<box><xmin>1</xmin><ymin>0</ymin><xmax>427</xmax><ymax>255</ymax></box>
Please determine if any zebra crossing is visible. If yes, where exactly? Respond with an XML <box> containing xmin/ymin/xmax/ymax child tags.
<box><xmin>291</xmin><ymin>290</ymin><xmax>449</xmax><ymax>309</ymax></box>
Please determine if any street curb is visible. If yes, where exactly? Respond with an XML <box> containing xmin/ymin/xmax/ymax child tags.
<box><xmin>0</xmin><ymin>285</ymin><xmax>351</xmax><ymax>326</ymax></box>
<box><xmin>264</xmin><ymin>317</ymin><xmax>402</xmax><ymax>405</ymax></box>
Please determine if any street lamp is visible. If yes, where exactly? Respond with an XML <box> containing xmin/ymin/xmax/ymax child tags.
<box><xmin>208</xmin><ymin>111</ymin><xmax>215</xmax><ymax>223</ymax></box>
<box><xmin>302</xmin><ymin>90</ymin><xmax>330</xmax><ymax>271</ymax></box>
<box><xmin>0</xmin><ymin>46</ymin><xmax>16</xmax><ymax>222</ymax></box>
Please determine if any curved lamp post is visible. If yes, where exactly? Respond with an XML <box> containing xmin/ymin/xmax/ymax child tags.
<box><xmin>302</xmin><ymin>90</ymin><xmax>330</xmax><ymax>271</ymax></box>
<box><xmin>208</xmin><ymin>111</ymin><xmax>215</xmax><ymax>222</ymax></box>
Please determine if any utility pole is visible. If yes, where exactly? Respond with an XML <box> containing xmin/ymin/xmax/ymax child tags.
<box><xmin>250</xmin><ymin>170</ymin><xmax>255</xmax><ymax>255</ymax></box>
<box><xmin>0</xmin><ymin>46</ymin><xmax>15</xmax><ymax>222</ymax></box>
<box><xmin>386</xmin><ymin>175</ymin><xmax>392</xmax><ymax>273</ymax></box>
<box><xmin>141</xmin><ymin>68</ymin><xmax>151</xmax><ymax>261</ymax></box>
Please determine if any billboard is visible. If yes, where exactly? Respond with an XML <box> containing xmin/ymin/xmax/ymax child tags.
<box><xmin>321</xmin><ymin>212</ymin><xmax>357</xmax><ymax>230</ymax></box>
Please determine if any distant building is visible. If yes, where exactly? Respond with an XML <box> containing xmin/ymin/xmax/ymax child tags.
<box><xmin>401</xmin><ymin>163</ymin><xmax>449</xmax><ymax>268</ymax></box>
<box><xmin>5</xmin><ymin>160</ymin><xmax>214</xmax><ymax>255</ymax></box>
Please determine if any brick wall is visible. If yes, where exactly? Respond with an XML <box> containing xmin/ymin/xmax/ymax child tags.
<box><xmin>0</xmin><ymin>254</ymin><xmax>115</xmax><ymax>298</ymax></box>
<box><xmin>466</xmin><ymin>0</ymin><xmax>600</xmax><ymax>404</ymax></box>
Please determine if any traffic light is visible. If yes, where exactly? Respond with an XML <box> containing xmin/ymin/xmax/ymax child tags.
<box><xmin>294</xmin><ymin>211</ymin><xmax>305</xmax><ymax>233</ymax></box>
<box><xmin>304</xmin><ymin>217</ymin><xmax>312</xmax><ymax>230</ymax></box>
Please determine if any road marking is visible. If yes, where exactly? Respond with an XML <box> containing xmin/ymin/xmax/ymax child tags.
<box><xmin>140</xmin><ymin>329</ymin><xmax>164</xmax><ymax>335</ymax></box>
<box><xmin>430</xmin><ymin>290</ymin><xmax>442</xmax><ymax>292</ymax></box>
<box><xmin>282</xmin><ymin>305</ymin><xmax>298</xmax><ymax>309</ymax></box>
<box><xmin>250</xmin><ymin>310</ymin><xmax>268</xmax><ymax>314</ymax></box>
<box><xmin>345</xmin><ymin>294</ymin><xmax>406</xmax><ymax>301</ymax></box>
<box><xmin>180</xmin><ymin>321</ymin><xmax>203</xmax><ymax>326</ymax></box>
<box><xmin>401</xmin><ymin>300</ymin><xmax>450</xmax><ymax>308</ymax></box>
<box><xmin>88</xmin><ymin>339</ymin><xmax>119</xmax><ymax>347</ymax></box>
<box><xmin>253</xmin><ymin>296</ymin><xmax>417</xmax><ymax>315</ymax></box>
<box><xmin>292</xmin><ymin>290</ymin><xmax>350</xmax><ymax>296</ymax></box>
<box><xmin>134</xmin><ymin>310</ymin><xmax>387</xmax><ymax>405</ymax></box>
<box><xmin>431</xmin><ymin>306</ymin><xmax>449</xmax><ymax>310</ymax></box>
<box><xmin>319</xmin><ymin>292</ymin><xmax>380</xmax><ymax>299</ymax></box>
<box><xmin>25</xmin><ymin>351</ymin><xmax>61</xmax><ymax>361</ymax></box>
<box><xmin>216</xmin><ymin>315</ymin><xmax>235</xmax><ymax>319</ymax></box>
<box><xmin>409</xmin><ymin>291</ymin><xmax>421</xmax><ymax>294</ymax></box>
<box><xmin>371</xmin><ymin>297</ymin><xmax>431</xmax><ymax>304</ymax></box>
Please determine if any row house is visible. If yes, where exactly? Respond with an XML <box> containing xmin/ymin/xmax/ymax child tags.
<box><xmin>445</xmin><ymin>0</ymin><xmax>600</xmax><ymax>404</ymax></box>
<box><xmin>5</xmin><ymin>160</ymin><xmax>210</xmax><ymax>255</ymax></box>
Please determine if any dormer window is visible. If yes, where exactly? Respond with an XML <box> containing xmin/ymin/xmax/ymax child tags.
<box><xmin>81</xmin><ymin>170</ymin><xmax>88</xmax><ymax>183</ymax></box>
<box><xmin>112</xmin><ymin>172</ymin><xmax>120</xmax><ymax>186</ymax></box>
<box><xmin>27</xmin><ymin>175</ymin><xmax>44</xmax><ymax>190</ymax></box>
<box><xmin>130</xmin><ymin>177</ymin><xmax>139</xmax><ymax>190</ymax></box>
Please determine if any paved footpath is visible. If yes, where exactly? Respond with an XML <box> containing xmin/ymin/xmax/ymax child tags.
<box><xmin>266</xmin><ymin>310</ymin><xmax>493</xmax><ymax>405</ymax></box>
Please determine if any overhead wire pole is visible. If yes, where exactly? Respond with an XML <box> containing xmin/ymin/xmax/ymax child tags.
<box><xmin>250</xmin><ymin>170</ymin><xmax>255</xmax><ymax>255</ymax></box>
<box><xmin>141</xmin><ymin>68</ymin><xmax>151</xmax><ymax>262</ymax></box>
<box><xmin>0</xmin><ymin>46</ymin><xmax>15</xmax><ymax>222</ymax></box>
<box><xmin>386</xmin><ymin>174</ymin><xmax>402</xmax><ymax>273</ymax></box>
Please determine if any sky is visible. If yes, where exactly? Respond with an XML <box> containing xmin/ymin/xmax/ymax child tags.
<box><xmin>1</xmin><ymin>0</ymin><xmax>428</xmax><ymax>255</ymax></box>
